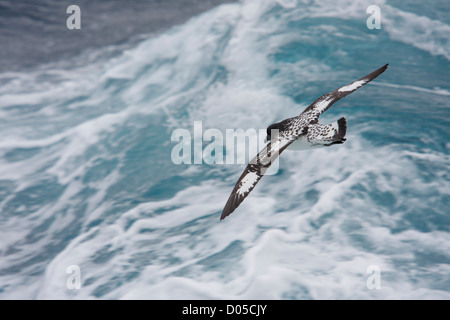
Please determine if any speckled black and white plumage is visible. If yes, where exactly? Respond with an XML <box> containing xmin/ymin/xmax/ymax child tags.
<box><xmin>220</xmin><ymin>64</ymin><xmax>388</xmax><ymax>220</ymax></box>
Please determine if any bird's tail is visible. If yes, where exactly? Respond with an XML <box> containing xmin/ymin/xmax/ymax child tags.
<box><xmin>336</xmin><ymin>117</ymin><xmax>347</xmax><ymax>140</ymax></box>
<box><xmin>328</xmin><ymin>117</ymin><xmax>347</xmax><ymax>145</ymax></box>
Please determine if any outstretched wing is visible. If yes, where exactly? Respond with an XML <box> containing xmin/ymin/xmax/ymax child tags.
<box><xmin>220</xmin><ymin>137</ymin><xmax>294</xmax><ymax>220</ymax></box>
<box><xmin>301</xmin><ymin>64</ymin><xmax>388</xmax><ymax>120</ymax></box>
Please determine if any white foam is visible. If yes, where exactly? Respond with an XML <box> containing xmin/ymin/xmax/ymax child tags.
<box><xmin>372</xmin><ymin>82</ymin><xmax>450</xmax><ymax>96</ymax></box>
<box><xmin>1</xmin><ymin>0</ymin><xmax>449</xmax><ymax>300</ymax></box>
<box><xmin>383</xmin><ymin>5</ymin><xmax>450</xmax><ymax>61</ymax></box>
<box><xmin>26</xmin><ymin>135</ymin><xmax>450</xmax><ymax>300</ymax></box>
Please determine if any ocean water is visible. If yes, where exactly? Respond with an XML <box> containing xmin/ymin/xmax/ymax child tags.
<box><xmin>0</xmin><ymin>0</ymin><xmax>449</xmax><ymax>299</ymax></box>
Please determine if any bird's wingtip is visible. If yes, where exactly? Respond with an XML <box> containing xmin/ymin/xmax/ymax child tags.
<box><xmin>219</xmin><ymin>213</ymin><xmax>228</xmax><ymax>221</ymax></box>
<box><xmin>220</xmin><ymin>206</ymin><xmax>230</xmax><ymax>220</ymax></box>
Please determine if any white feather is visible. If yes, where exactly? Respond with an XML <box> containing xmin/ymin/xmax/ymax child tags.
<box><xmin>338</xmin><ymin>79</ymin><xmax>366</xmax><ymax>92</ymax></box>
<box><xmin>237</xmin><ymin>172</ymin><xmax>259</xmax><ymax>195</ymax></box>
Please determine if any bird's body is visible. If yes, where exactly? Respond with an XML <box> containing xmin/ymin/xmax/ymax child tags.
<box><xmin>270</xmin><ymin>116</ymin><xmax>347</xmax><ymax>150</ymax></box>
<box><xmin>220</xmin><ymin>64</ymin><xmax>389</xmax><ymax>220</ymax></box>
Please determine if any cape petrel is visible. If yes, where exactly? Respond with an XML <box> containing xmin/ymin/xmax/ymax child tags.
<box><xmin>220</xmin><ymin>64</ymin><xmax>388</xmax><ymax>220</ymax></box>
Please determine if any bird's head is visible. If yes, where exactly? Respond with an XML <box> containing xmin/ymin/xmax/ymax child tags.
<box><xmin>265</xmin><ymin>122</ymin><xmax>282</xmax><ymax>143</ymax></box>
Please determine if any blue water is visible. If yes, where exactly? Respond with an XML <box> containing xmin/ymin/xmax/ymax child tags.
<box><xmin>0</xmin><ymin>0</ymin><xmax>449</xmax><ymax>299</ymax></box>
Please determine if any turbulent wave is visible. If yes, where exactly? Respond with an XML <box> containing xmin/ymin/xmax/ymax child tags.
<box><xmin>0</xmin><ymin>0</ymin><xmax>449</xmax><ymax>299</ymax></box>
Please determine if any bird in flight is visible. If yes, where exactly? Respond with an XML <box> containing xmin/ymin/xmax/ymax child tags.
<box><xmin>220</xmin><ymin>64</ymin><xmax>389</xmax><ymax>220</ymax></box>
